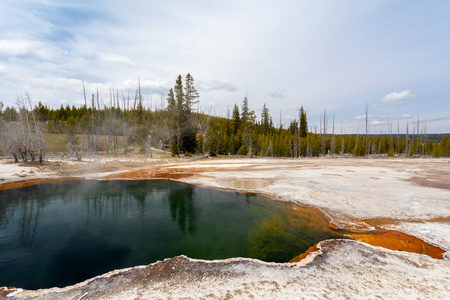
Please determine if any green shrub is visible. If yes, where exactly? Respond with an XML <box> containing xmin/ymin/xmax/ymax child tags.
<box><xmin>432</xmin><ymin>143</ymin><xmax>441</xmax><ymax>158</ymax></box>
<box><xmin>237</xmin><ymin>145</ymin><xmax>248</xmax><ymax>156</ymax></box>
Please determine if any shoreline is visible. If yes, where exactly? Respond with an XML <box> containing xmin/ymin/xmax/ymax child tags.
<box><xmin>1</xmin><ymin>155</ymin><xmax>449</xmax><ymax>299</ymax></box>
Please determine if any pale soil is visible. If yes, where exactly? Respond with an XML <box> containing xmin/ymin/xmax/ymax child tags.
<box><xmin>1</xmin><ymin>155</ymin><xmax>449</xmax><ymax>299</ymax></box>
<box><xmin>4</xmin><ymin>240</ymin><xmax>450</xmax><ymax>300</ymax></box>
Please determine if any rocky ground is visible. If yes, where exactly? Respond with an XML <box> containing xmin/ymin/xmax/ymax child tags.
<box><xmin>1</xmin><ymin>154</ymin><xmax>449</xmax><ymax>299</ymax></box>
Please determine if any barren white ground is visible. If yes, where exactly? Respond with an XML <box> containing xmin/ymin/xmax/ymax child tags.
<box><xmin>1</xmin><ymin>156</ymin><xmax>449</xmax><ymax>299</ymax></box>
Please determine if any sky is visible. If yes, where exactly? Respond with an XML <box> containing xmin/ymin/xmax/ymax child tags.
<box><xmin>0</xmin><ymin>0</ymin><xmax>449</xmax><ymax>134</ymax></box>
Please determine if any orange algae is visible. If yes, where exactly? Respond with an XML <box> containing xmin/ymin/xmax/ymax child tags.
<box><xmin>103</xmin><ymin>168</ymin><xmax>194</xmax><ymax>180</ymax></box>
<box><xmin>0</xmin><ymin>177</ymin><xmax>80</xmax><ymax>191</ymax></box>
<box><xmin>285</xmin><ymin>205</ymin><xmax>446</xmax><ymax>262</ymax></box>
<box><xmin>345</xmin><ymin>229</ymin><xmax>445</xmax><ymax>259</ymax></box>
<box><xmin>364</xmin><ymin>216</ymin><xmax>450</xmax><ymax>227</ymax></box>
<box><xmin>289</xmin><ymin>228</ymin><xmax>445</xmax><ymax>262</ymax></box>
<box><xmin>429</xmin><ymin>216</ymin><xmax>450</xmax><ymax>223</ymax></box>
<box><xmin>289</xmin><ymin>244</ymin><xmax>319</xmax><ymax>263</ymax></box>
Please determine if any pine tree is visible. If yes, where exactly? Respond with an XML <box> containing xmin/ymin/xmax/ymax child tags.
<box><xmin>239</xmin><ymin>96</ymin><xmax>256</xmax><ymax>157</ymax></box>
<box><xmin>261</xmin><ymin>103</ymin><xmax>271</xmax><ymax>134</ymax></box>
<box><xmin>299</xmin><ymin>106</ymin><xmax>307</xmax><ymax>138</ymax></box>
<box><xmin>441</xmin><ymin>135</ymin><xmax>449</xmax><ymax>157</ymax></box>
<box><xmin>173</xmin><ymin>75</ymin><xmax>184</xmax><ymax>154</ymax></box>
<box><xmin>231</xmin><ymin>104</ymin><xmax>240</xmax><ymax>134</ymax></box>
<box><xmin>184</xmin><ymin>73</ymin><xmax>199</xmax><ymax>113</ymax></box>
<box><xmin>174</xmin><ymin>75</ymin><xmax>184</xmax><ymax>118</ymax></box>
<box><xmin>241</xmin><ymin>96</ymin><xmax>249</xmax><ymax>124</ymax></box>
<box><xmin>166</xmin><ymin>88</ymin><xmax>176</xmax><ymax>148</ymax></box>
<box><xmin>165</xmin><ymin>74</ymin><xmax>199</xmax><ymax>155</ymax></box>
<box><xmin>353</xmin><ymin>136</ymin><xmax>366</xmax><ymax>156</ymax></box>
<box><xmin>166</xmin><ymin>88</ymin><xmax>176</xmax><ymax>112</ymax></box>
<box><xmin>288</xmin><ymin>119</ymin><xmax>298</xmax><ymax>135</ymax></box>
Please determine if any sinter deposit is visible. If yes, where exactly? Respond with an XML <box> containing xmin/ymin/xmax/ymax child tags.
<box><xmin>1</xmin><ymin>156</ymin><xmax>449</xmax><ymax>299</ymax></box>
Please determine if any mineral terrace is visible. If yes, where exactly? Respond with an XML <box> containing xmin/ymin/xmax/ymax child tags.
<box><xmin>1</xmin><ymin>156</ymin><xmax>449</xmax><ymax>299</ymax></box>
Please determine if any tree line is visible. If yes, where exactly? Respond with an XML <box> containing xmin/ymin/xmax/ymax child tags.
<box><xmin>0</xmin><ymin>74</ymin><xmax>449</xmax><ymax>163</ymax></box>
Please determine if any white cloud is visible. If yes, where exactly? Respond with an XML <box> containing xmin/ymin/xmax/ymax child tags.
<box><xmin>353</xmin><ymin>114</ymin><xmax>370</xmax><ymax>120</ymax></box>
<box><xmin>267</xmin><ymin>89</ymin><xmax>288</xmax><ymax>99</ymax></box>
<box><xmin>121</xmin><ymin>78</ymin><xmax>169</xmax><ymax>91</ymax></box>
<box><xmin>0</xmin><ymin>2</ymin><xmax>449</xmax><ymax>133</ymax></box>
<box><xmin>381</xmin><ymin>90</ymin><xmax>415</xmax><ymax>104</ymax></box>
<box><xmin>0</xmin><ymin>39</ymin><xmax>39</xmax><ymax>56</ymax></box>
<box><xmin>0</xmin><ymin>38</ymin><xmax>64</xmax><ymax>61</ymax></box>
<box><xmin>371</xmin><ymin>120</ymin><xmax>383</xmax><ymax>125</ymax></box>
<box><xmin>97</xmin><ymin>52</ymin><xmax>135</xmax><ymax>66</ymax></box>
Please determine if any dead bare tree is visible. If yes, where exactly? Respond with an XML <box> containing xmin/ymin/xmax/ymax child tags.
<box><xmin>0</xmin><ymin>121</ymin><xmax>20</xmax><ymax>162</ymax></box>
<box><xmin>122</xmin><ymin>91</ymin><xmax>128</xmax><ymax>153</ymax></box>
<box><xmin>96</xmin><ymin>87</ymin><xmax>101</xmax><ymax>153</ymax></box>
<box><xmin>49</xmin><ymin>122</ymin><xmax>82</xmax><ymax>161</ymax></box>
<box><xmin>397</xmin><ymin>118</ymin><xmax>400</xmax><ymax>155</ymax></box>
<box><xmin>365</xmin><ymin>102</ymin><xmax>368</xmax><ymax>156</ymax></box>
<box><xmin>16</xmin><ymin>96</ymin><xmax>30</xmax><ymax>162</ymax></box>
<box><xmin>267</xmin><ymin>139</ymin><xmax>273</xmax><ymax>157</ymax></box>
<box><xmin>354</xmin><ymin>121</ymin><xmax>360</xmax><ymax>154</ymax></box>
<box><xmin>82</xmin><ymin>79</ymin><xmax>90</xmax><ymax>159</ymax></box>
<box><xmin>406</xmin><ymin>121</ymin><xmax>409</xmax><ymax>156</ymax></box>
<box><xmin>331</xmin><ymin>113</ymin><xmax>335</xmax><ymax>158</ymax></box>
<box><xmin>424</xmin><ymin>118</ymin><xmax>428</xmax><ymax>156</ymax></box>
<box><xmin>323</xmin><ymin>110</ymin><xmax>327</xmax><ymax>157</ymax></box>
<box><xmin>1</xmin><ymin>94</ymin><xmax>45</xmax><ymax>163</ymax></box>
<box><xmin>91</xmin><ymin>93</ymin><xmax>95</xmax><ymax>152</ymax></box>
<box><xmin>145</xmin><ymin>131</ymin><xmax>153</xmax><ymax>158</ymax></box>
<box><xmin>25</xmin><ymin>93</ymin><xmax>44</xmax><ymax>163</ymax></box>
<box><xmin>388</xmin><ymin>119</ymin><xmax>393</xmax><ymax>154</ymax></box>
<box><xmin>416</xmin><ymin>114</ymin><xmax>420</xmax><ymax>156</ymax></box>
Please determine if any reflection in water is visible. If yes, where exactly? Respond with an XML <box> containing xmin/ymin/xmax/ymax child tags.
<box><xmin>19</xmin><ymin>198</ymin><xmax>41</xmax><ymax>248</ymax></box>
<box><xmin>1</xmin><ymin>179</ymin><xmax>443</xmax><ymax>290</ymax></box>
<box><xmin>245</xmin><ymin>193</ymin><xmax>252</xmax><ymax>204</ymax></box>
<box><xmin>169</xmin><ymin>186</ymin><xmax>198</xmax><ymax>234</ymax></box>
<box><xmin>0</xmin><ymin>185</ymin><xmax>44</xmax><ymax>248</ymax></box>
<box><xmin>2</xmin><ymin>180</ymin><xmax>278</xmax><ymax>289</ymax></box>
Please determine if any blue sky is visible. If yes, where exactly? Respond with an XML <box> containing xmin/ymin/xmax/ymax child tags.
<box><xmin>0</xmin><ymin>0</ymin><xmax>449</xmax><ymax>133</ymax></box>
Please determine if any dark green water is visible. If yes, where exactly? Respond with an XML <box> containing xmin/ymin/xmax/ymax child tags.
<box><xmin>0</xmin><ymin>180</ymin><xmax>341</xmax><ymax>289</ymax></box>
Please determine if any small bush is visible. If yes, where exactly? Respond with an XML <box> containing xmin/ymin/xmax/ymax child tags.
<box><xmin>237</xmin><ymin>145</ymin><xmax>247</xmax><ymax>156</ymax></box>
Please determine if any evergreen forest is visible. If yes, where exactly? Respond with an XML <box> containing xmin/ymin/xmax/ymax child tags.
<box><xmin>0</xmin><ymin>74</ymin><xmax>449</xmax><ymax>163</ymax></box>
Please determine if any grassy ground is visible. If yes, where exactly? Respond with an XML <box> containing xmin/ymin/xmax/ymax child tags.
<box><xmin>42</xmin><ymin>133</ymin><xmax>144</xmax><ymax>155</ymax></box>
<box><xmin>43</xmin><ymin>133</ymin><xmax>68</xmax><ymax>153</ymax></box>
